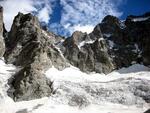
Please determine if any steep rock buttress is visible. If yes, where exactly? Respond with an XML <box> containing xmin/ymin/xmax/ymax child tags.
<box><xmin>4</xmin><ymin>12</ymin><xmax>68</xmax><ymax>101</ymax></box>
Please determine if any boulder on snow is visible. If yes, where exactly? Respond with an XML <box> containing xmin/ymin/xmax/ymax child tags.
<box><xmin>8</xmin><ymin>65</ymin><xmax>53</xmax><ymax>101</ymax></box>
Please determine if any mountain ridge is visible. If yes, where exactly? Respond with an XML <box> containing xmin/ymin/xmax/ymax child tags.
<box><xmin>0</xmin><ymin>5</ymin><xmax>150</xmax><ymax>102</ymax></box>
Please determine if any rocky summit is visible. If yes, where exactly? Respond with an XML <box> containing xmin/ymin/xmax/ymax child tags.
<box><xmin>62</xmin><ymin>13</ymin><xmax>150</xmax><ymax>74</ymax></box>
<box><xmin>0</xmin><ymin>5</ymin><xmax>150</xmax><ymax>102</ymax></box>
<box><xmin>2</xmin><ymin>11</ymin><xmax>68</xmax><ymax>101</ymax></box>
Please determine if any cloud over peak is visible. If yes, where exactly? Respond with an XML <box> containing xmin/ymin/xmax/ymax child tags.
<box><xmin>58</xmin><ymin>0</ymin><xmax>123</xmax><ymax>36</ymax></box>
<box><xmin>0</xmin><ymin>0</ymin><xmax>52</xmax><ymax>30</ymax></box>
<box><xmin>0</xmin><ymin>0</ymin><xmax>123</xmax><ymax>36</ymax></box>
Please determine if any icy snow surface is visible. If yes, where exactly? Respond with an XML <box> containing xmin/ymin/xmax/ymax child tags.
<box><xmin>0</xmin><ymin>59</ymin><xmax>150</xmax><ymax>113</ymax></box>
<box><xmin>0</xmin><ymin>59</ymin><xmax>16</xmax><ymax>113</ymax></box>
<box><xmin>78</xmin><ymin>38</ymin><xmax>104</xmax><ymax>49</ymax></box>
<box><xmin>103</xmin><ymin>33</ymin><xmax>112</xmax><ymax>38</ymax></box>
<box><xmin>78</xmin><ymin>40</ymin><xmax>95</xmax><ymax>49</ymax></box>
<box><xmin>108</xmin><ymin>40</ymin><xmax>115</xmax><ymax>49</ymax></box>
<box><xmin>132</xmin><ymin>17</ymin><xmax>150</xmax><ymax>22</ymax></box>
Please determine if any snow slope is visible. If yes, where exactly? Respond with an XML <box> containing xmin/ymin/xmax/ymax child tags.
<box><xmin>0</xmin><ymin>59</ymin><xmax>150</xmax><ymax>113</ymax></box>
<box><xmin>132</xmin><ymin>17</ymin><xmax>150</xmax><ymax>22</ymax></box>
<box><xmin>0</xmin><ymin>59</ymin><xmax>16</xmax><ymax>113</ymax></box>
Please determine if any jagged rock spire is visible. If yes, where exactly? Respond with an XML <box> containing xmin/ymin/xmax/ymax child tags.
<box><xmin>5</xmin><ymin>12</ymin><xmax>68</xmax><ymax>101</ymax></box>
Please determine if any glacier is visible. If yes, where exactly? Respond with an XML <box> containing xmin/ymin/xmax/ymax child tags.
<box><xmin>0</xmin><ymin>59</ymin><xmax>150</xmax><ymax>113</ymax></box>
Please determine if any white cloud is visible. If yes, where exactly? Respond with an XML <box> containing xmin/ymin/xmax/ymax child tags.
<box><xmin>0</xmin><ymin>0</ymin><xmax>124</xmax><ymax>36</ymax></box>
<box><xmin>0</xmin><ymin>0</ymin><xmax>36</xmax><ymax>30</ymax></box>
<box><xmin>0</xmin><ymin>0</ymin><xmax>52</xmax><ymax>31</ymax></box>
<box><xmin>73</xmin><ymin>25</ymin><xmax>94</xmax><ymax>34</ymax></box>
<box><xmin>59</xmin><ymin>0</ymin><xmax>123</xmax><ymax>35</ymax></box>
<box><xmin>36</xmin><ymin>0</ymin><xmax>53</xmax><ymax>24</ymax></box>
<box><xmin>38</xmin><ymin>7</ymin><xmax>50</xmax><ymax>24</ymax></box>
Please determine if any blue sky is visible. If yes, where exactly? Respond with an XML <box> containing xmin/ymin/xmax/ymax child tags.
<box><xmin>48</xmin><ymin>0</ymin><xmax>150</xmax><ymax>36</ymax></box>
<box><xmin>1</xmin><ymin>0</ymin><xmax>150</xmax><ymax>37</ymax></box>
<box><xmin>49</xmin><ymin>0</ymin><xmax>150</xmax><ymax>23</ymax></box>
<box><xmin>119</xmin><ymin>0</ymin><xmax>150</xmax><ymax>19</ymax></box>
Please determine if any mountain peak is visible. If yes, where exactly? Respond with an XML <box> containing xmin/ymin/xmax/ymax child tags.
<box><xmin>102</xmin><ymin>15</ymin><xmax>120</xmax><ymax>24</ymax></box>
<box><xmin>0</xmin><ymin>6</ymin><xmax>150</xmax><ymax>102</ymax></box>
<box><xmin>3</xmin><ymin>12</ymin><xmax>68</xmax><ymax>101</ymax></box>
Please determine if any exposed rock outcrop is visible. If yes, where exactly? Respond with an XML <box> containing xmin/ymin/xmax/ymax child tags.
<box><xmin>8</xmin><ymin>65</ymin><xmax>53</xmax><ymax>101</ymax></box>
<box><xmin>144</xmin><ymin>109</ymin><xmax>150</xmax><ymax>113</ymax></box>
<box><xmin>0</xmin><ymin>6</ymin><xmax>5</xmax><ymax>57</ymax></box>
<box><xmin>5</xmin><ymin>13</ymin><xmax>67</xmax><ymax>70</ymax></box>
<box><xmin>62</xmin><ymin>30</ymin><xmax>114</xmax><ymax>74</ymax></box>
<box><xmin>5</xmin><ymin>12</ymin><xmax>68</xmax><ymax>101</ymax></box>
<box><xmin>61</xmin><ymin>13</ymin><xmax>150</xmax><ymax>74</ymax></box>
<box><xmin>98</xmin><ymin>15</ymin><xmax>138</xmax><ymax>68</ymax></box>
<box><xmin>125</xmin><ymin>13</ymin><xmax>150</xmax><ymax>65</ymax></box>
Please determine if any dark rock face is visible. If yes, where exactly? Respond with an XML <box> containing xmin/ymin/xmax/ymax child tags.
<box><xmin>61</xmin><ymin>13</ymin><xmax>150</xmax><ymax>73</ymax></box>
<box><xmin>62</xmin><ymin>31</ymin><xmax>114</xmax><ymax>74</ymax></box>
<box><xmin>61</xmin><ymin>16</ymin><xmax>128</xmax><ymax>74</ymax></box>
<box><xmin>5</xmin><ymin>12</ymin><xmax>68</xmax><ymax>101</ymax></box>
<box><xmin>5</xmin><ymin>13</ymin><xmax>67</xmax><ymax>70</ymax></box>
<box><xmin>8</xmin><ymin>65</ymin><xmax>53</xmax><ymax>101</ymax></box>
<box><xmin>98</xmin><ymin>15</ymin><xmax>138</xmax><ymax>68</ymax></box>
<box><xmin>125</xmin><ymin>13</ymin><xmax>150</xmax><ymax>66</ymax></box>
<box><xmin>101</xmin><ymin>13</ymin><xmax>150</xmax><ymax>68</ymax></box>
<box><xmin>61</xmin><ymin>16</ymin><xmax>121</xmax><ymax>74</ymax></box>
<box><xmin>0</xmin><ymin>6</ymin><xmax>5</xmax><ymax>57</ymax></box>
<box><xmin>144</xmin><ymin>109</ymin><xmax>150</xmax><ymax>113</ymax></box>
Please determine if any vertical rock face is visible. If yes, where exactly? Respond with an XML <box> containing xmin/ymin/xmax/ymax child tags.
<box><xmin>5</xmin><ymin>13</ymin><xmax>68</xmax><ymax>70</ymax></box>
<box><xmin>5</xmin><ymin>12</ymin><xmax>68</xmax><ymax>101</ymax></box>
<box><xmin>61</xmin><ymin>13</ymin><xmax>150</xmax><ymax>73</ymax></box>
<box><xmin>99</xmin><ymin>13</ymin><xmax>150</xmax><ymax>68</ymax></box>
<box><xmin>125</xmin><ymin>13</ymin><xmax>150</xmax><ymax>66</ymax></box>
<box><xmin>98</xmin><ymin>15</ymin><xmax>138</xmax><ymax>68</ymax></box>
<box><xmin>62</xmin><ymin>30</ymin><xmax>114</xmax><ymax>74</ymax></box>
<box><xmin>0</xmin><ymin>6</ymin><xmax>5</xmax><ymax>57</ymax></box>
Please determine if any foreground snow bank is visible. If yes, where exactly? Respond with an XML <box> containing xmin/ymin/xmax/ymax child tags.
<box><xmin>14</xmin><ymin>98</ymin><xmax>149</xmax><ymax>113</ymax></box>
<box><xmin>46</xmin><ymin>64</ymin><xmax>150</xmax><ymax>83</ymax></box>
<box><xmin>0</xmin><ymin>59</ymin><xmax>16</xmax><ymax>113</ymax></box>
<box><xmin>0</xmin><ymin>59</ymin><xmax>150</xmax><ymax>113</ymax></box>
<box><xmin>44</xmin><ymin>64</ymin><xmax>150</xmax><ymax>113</ymax></box>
